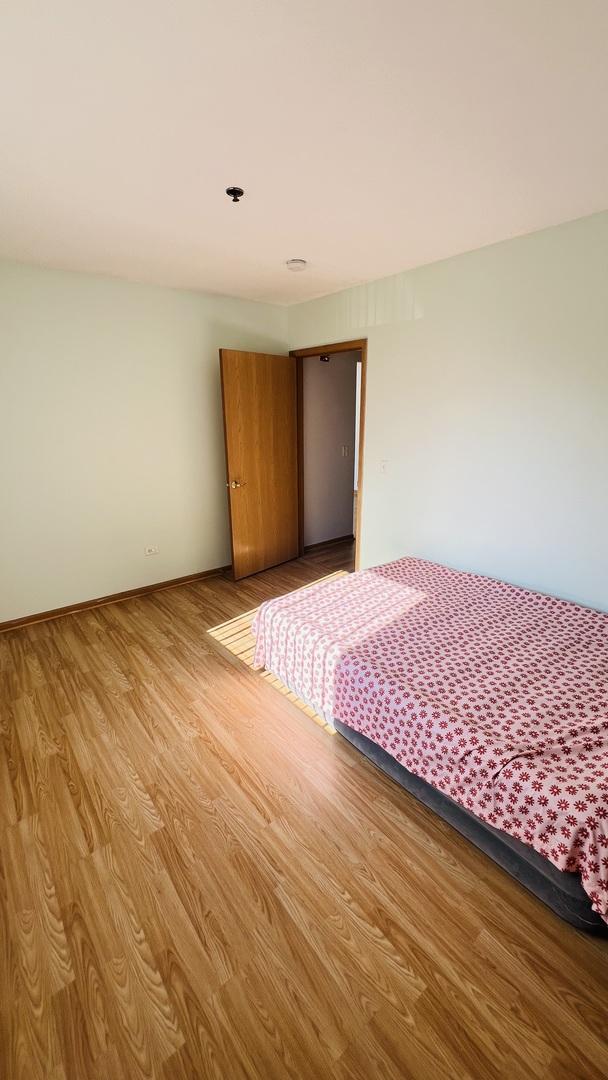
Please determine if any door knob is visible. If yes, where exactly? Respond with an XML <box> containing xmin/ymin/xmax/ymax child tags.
<box><xmin>230</xmin><ymin>480</ymin><xmax>241</xmax><ymax>489</ymax></box>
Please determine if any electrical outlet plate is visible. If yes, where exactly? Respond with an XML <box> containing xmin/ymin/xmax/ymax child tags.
<box><xmin>144</xmin><ymin>545</ymin><xmax>159</xmax><ymax>556</ymax></box>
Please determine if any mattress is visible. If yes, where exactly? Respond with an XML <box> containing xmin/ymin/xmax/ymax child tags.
<box><xmin>253</xmin><ymin>557</ymin><xmax>608</xmax><ymax>928</ymax></box>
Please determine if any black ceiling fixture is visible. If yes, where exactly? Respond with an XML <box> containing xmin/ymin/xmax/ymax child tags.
<box><xmin>226</xmin><ymin>186</ymin><xmax>244</xmax><ymax>203</ymax></box>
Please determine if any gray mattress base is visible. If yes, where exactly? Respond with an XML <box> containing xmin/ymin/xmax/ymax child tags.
<box><xmin>334</xmin><ymin>719</ymin><xmax>606</xmax><ymax>933</ymax></box>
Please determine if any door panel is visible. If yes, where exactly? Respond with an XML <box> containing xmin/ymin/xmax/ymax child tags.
<box><xmin>220</xmin><ymin>349</ymin><xmax>299</xmax><ymax>579</ymax></box>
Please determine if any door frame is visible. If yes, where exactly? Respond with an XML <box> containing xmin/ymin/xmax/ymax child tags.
<box><xmin>290</xmin><ymin>338</ymin><xmax>367</xmax><ymax>571</ymax></box>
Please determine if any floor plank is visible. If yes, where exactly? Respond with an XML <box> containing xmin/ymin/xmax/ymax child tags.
<box><xmin>1</xmin><ymin>539</ymin><xmax>607</xmax><ymax>1078</ymax></box>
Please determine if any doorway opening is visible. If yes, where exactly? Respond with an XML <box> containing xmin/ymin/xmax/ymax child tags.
<box><xmin>291</xmin><ymin>339</ymin><xmax>367</xmax><ymax>572</ymax></box>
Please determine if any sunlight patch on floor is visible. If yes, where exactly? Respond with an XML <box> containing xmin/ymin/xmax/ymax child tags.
<box><xmin>207</xmin><ymin>571</ymin><xmax>348</xmax><ymax>735</ymax></box>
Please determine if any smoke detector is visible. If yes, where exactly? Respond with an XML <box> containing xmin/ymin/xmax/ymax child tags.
<box><xmin>286</xmin><ymin>258</ymin><xmax>307</xmax><ymax>272</ymax></box>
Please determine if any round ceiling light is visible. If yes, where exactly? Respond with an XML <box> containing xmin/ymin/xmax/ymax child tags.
<box><xmin>286</xmin><ymin>258</ymin><xmax>307</xmax><ymax>272</ymax></box>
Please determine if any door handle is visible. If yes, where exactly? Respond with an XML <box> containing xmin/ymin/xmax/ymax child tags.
<box><xmin>228</xmin><ymin>479</ymin><xmax>245</xmax><ymax>489</ymax></box>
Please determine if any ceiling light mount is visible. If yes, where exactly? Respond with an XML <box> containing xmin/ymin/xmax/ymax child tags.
<box><xmin>286</xmin><ymin>258</ymin><xmax>307</xmax><ymax>272</ymax></box>
<box><xmin>226</xmin><ymin>186</ymin><xmax>244</xmax><ymax>203</ymax></box>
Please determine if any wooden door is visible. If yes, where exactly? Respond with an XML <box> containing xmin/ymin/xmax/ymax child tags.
<box><xmin>220</xmin><ymin>349</ymin><xmax>299</xmax><ymax>579</ymax></box>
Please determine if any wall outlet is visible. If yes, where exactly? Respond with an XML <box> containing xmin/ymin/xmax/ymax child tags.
<box><xmin>144</xmin><ymin>545</ymin><xmax>159</xmax><ymax>556</ymax></box>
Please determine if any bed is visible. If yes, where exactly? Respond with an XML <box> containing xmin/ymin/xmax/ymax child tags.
<box><xmin>252</xmin><ymin>557</ymin><xmax>608</xmax><ymax>931</ymax></box>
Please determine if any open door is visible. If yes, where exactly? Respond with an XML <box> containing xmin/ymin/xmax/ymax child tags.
<box><xmin>220</xmin><ymin>349</ymin><xmax>299</xmax><ymax>579</ymax></box>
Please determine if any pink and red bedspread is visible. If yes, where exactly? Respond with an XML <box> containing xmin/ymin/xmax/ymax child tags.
<box><xmin>252</xmin><ymin>558</ymin><xmax>608</xmax><ymax>921</ymax></box>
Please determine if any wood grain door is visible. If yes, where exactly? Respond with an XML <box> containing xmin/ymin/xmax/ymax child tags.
<box><xmin>220</xmin><ymin>349</ymin><xmax>299</xmax><ymax>579</ymax></box>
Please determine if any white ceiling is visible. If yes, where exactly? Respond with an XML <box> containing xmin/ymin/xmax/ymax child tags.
<box><xmin>1</xmin><ymin>1</ymin><xmax>608</xmax><ymax>305</ymax></box>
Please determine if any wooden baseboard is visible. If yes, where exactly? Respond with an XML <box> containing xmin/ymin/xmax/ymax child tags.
<box><xmin>303</xmin><ymin>534</ymin><xmax>355</xmax><ymax>554</ymax></box>
<box><xmin>0</xmin><ymin>565</ymin><xmax>231</xmax><ymax>633</ymax></box>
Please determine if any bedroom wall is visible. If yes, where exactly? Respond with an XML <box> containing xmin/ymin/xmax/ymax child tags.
<box><xmin>302</xmin><ymin>352</ymin><xmax>357</xmax><ymax>547</ymax></box>
<box><xmin>0</xmin><ymin>260</ymin><xmax>288</xmax><ymax>622</ymax></box>
<box><xmin>288</xmin><ymin>210</ymin><xmax>608</xmax><ymax>611</ymax></box>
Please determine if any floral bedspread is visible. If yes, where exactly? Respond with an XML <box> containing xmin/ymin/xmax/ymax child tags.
<box><xmin>253</xmin><ymin>558</ymin><xmax>608</xmax><ymax>921</ymax></box>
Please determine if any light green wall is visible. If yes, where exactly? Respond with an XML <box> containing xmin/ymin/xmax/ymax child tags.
<box><xmin>3</xmin><ymin>211</ymin><xmax>607</xmax><ymax>621</ymax></box>
<box><xmin>288</xmin><ymin>211</ymin><xmax>608</xmax><ymax>610</ymax></box>
<box><xmin>0</xmin><ymin>261</ymin><xmax>288</xmax><ymax>621</ymax></box>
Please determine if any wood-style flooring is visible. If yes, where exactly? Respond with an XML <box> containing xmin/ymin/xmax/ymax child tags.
<box><xmin>1</xmin><ymin>539</ymin><xmax>607</xmax><ymax>1079</ymax></box>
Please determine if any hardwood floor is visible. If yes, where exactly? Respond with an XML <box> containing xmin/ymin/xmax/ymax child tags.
<box><xmin>1</xmin><ymin>539</ymin><xmax>607</xmax><ymax>1079</ymax></box>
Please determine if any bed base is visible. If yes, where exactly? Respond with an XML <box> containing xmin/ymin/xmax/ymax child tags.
<box><xmin>334</xmin><ymin>719</ymin><xmax>606</xmax><ymax>933</ymax></box>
